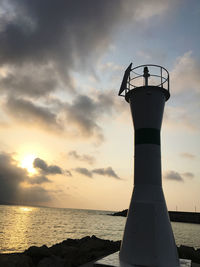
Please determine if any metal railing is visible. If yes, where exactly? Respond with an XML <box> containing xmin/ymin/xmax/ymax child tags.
<box><xmin>119</xmin><ymin>64</ymin><xmax>170</xmax><ymax>97</ymax></box>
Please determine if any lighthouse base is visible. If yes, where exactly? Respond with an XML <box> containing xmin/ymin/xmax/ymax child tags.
<box><xmin>119</xmin><ymin>184</ymin><xmax>180</xmax><ymax>266</ymax></box>
<box><xmin>94</xmin><ymin>252</ymin><xmax>192</xmax><ymax>267</ymax></box>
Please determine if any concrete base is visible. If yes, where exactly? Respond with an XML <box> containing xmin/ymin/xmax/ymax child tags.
<box><xmin>94</xmin><ymin>252</ymin><xmax>195</xmax><ymax>267</ymax></box>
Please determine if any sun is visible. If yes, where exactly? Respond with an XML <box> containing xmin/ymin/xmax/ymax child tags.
<box><xmin>20</xmin><ymin>154</ymin><xmax>37</xmax><ymax>175</ymax></box>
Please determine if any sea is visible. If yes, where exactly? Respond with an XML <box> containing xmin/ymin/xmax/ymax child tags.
<box><xmin>0</xmin><ymin>205</ymin><xmax>200</xmax><ymax>254</ymax></box>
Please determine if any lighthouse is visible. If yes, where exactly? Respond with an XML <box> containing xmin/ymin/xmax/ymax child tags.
<box><xmin>118</xmin><ymin>64</ymin><xmax>180</xmax><ymax>267</ymax></box>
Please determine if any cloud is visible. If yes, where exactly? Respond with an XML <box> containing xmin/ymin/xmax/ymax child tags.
<box><xmin>0</xmin><ymin>0</ymin><xmax>132</xmax><ymax>138</ymax></box>
<box><xmin>0</xmin><ymin>0</ymin><xmax>174</xmax><ymax>141</ymax></box>
<box><xmin>182</xmin><ymin>172</ymin><xmax>194</xmax><ymax>179</ymax></box>
<box><xmin>73</xmin><ymin>166</ymin><xmax>121</xmax><ymax>179</ymax></box>
<box><xmin>0</xmin><ymin>0</ymin><xmax>168</xmax><ymax>69</ymax></box>
<box><xmin>171</xmin><ymin>51</ymin><xmax>200</xmax><ymax>94</ymax></box>
<box><xmin>98</xmin><ymin>62</ymin><xmax>123</xmax><ymax>73</ymax></box>
<box><xmin>0</xmin><ymin>64</ymin><xmax>58</xmax><ymax>98</ymax></box>
<box><xmin>68</xmin><ymin>150</ymin><xmax>95</xmax><ymax>165</ymax></box>
<box><xmin>0</xmin><ymin>0</ymin><xmax>131</xmax><ymax>80</ymax></box>
<box><xmin>92</xmin><ymin>167</ymin><xmax>121</xmax><ymax>179</ymax></box>
<box><xmin>134</xmin><ymin>0</ymin><xmax>169</xmax><ymax>21</ymax></box>
<box><xmin>33</xmin><ymin>157</ymin><xmax>63</xmax><ymax>175</ymax></box>
<box><xmin>4</xmin><ymin>96</ymin><xmax>63</xmax><ymax>132</ymax></box>
<box><xmin>137</xmin><ymin>49</ymin><xmax>167</xmax><ymax>64</ymax></box>
<box><xmin>0</xmin><ymin>152</ymin><xmax>51</xmax><ymax>204</ymax></box>
<box><xmin>164</xmin><ymin>170</ymin><xmax>194</xmax><ymax>182</ymax></box>
<box><xmin>163</xmin><ymin>52</ymin><xmax>200</xmax><ymax>133</ymax></box>
<box><xmin>164</xmin><ymin>170</ymin><xmax>184</xmax><ymax>182</ymax></box>
<box><xmin>20</xmin><ymin>186</ymin><xmax>52</xmax><ymax>205</ymax></box>
<box><xmin>28</xmin><ymin>175</ymin><xmax>51</xmax><ymax>184</ymax></box>
<box><xmin>3</xmin><ymin>90</ymin><xmax>117</xmax><ymax>140</ymax></box>
<box><xmin>65</xmin><ymin>170</ymin><xmax>72</xmax><ymax>177</ymax></box>
<box><xmin>74</xmin><ymin>167</ymin><xmax>93</xmax><ymax>178</ymax></box>
<box><xmin>180</xmin><ymin>152</ymin><xmax>196</xmax><ymax>159</ymax></box>
<box><xmin>164</xmin><ymin>105</ymin><xmax>200</xmax><ymax>132</ymax></box>
<box><xmin>65</xmin><ymin>95</ymin><xmax>104</xmax><ymax>140</ymax></box>
<box><xmin>0</xmin><ymin>0</ymin><xmax>171</xmax><ymax>99</ymax></box>
<box><xmin>64</xmin><ymin>92</ymin><xmax>115</xmax><ymax>141</ymax></box>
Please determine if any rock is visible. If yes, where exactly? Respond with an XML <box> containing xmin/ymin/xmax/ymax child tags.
<box><xmin>37</xmin><ymin>255</ymin><xmax>65</xmax><ymax>267</ymax></box>
<box><xmin>78</xmin><ymin>236</ymin><xmax>91</xmax><ymax>245</ymax></box>
<box><xmin>24</xmin><ymin>245</ymin><xmax>50</xmax><ymax>265</ymax></box>
<box><xmin>49</xmin><ymin>244</ymin><xmax>79</xmax><ymax>258</ymax></box>
<box><xmin>25</xmin><ymin>245</ymin><xmax>50</xmax><ymax>257</ymax></box>
<box><xmin>110</xmin><ymin>209</ymin><xmax>128</xmax><ymax>217</ymax></box>
<box><xmin>0</xmin><ymin>254</ymin><xmax>33</xmax><ymax>267</ymax></box>
<box><xmin>16</xmin><ymin>255</ymin><xmax>34</xmax><ymax>267</ymax></box>
<box><xmin>49</xmin><ymin>235</ymin><xmax>120</xmax><ymax>266</ymax></box>
<box><xmin>61</xmin><ymin>238</ymin><xmax>79</xmax><ymax>247</ymax></box>
<box><xmin>177</xmin><ymin>245</ymin><xmax>200</xmax><ymax>263</ymax></box>
<box><xmin>2</xmin><ymin>236</ymin><xmax>200</xmax><ymax>266</ymax></box>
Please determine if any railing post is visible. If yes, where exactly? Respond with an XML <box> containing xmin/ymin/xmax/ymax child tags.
<box><xmin>143</xmin><ymin>66</ymin><xmax>150</xmax><ymax>86</ymax></box>
<box><xmin>168</xmin><ymin>74</ymin><xmax>170</xmax><ymax>92</ymax></box>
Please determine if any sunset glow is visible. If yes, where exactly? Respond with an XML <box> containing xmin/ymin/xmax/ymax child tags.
<box><xmin>20</xmin><ymin>154</ymin><xmax>37</xmax><ymax>175</ymax></box>
<box><xmin>0</xmin><ymin>0</ymin><xmax>199</xmax><ymax>212</ymax></box>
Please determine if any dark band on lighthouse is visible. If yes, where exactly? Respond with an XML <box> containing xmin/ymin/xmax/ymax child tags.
<box><xmin>135</xmin><ymin>128</ymin><xmax>160</xmax><ymax>145</ymax></box>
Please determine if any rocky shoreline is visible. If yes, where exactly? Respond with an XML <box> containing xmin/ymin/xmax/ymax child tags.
<box><xmin>0</xmin><ymin>235</ymin><xmax>200</xmax><ymax>266</ymax></box>
<box><xmin>0</xmin><ymin>235</ymin><xmax>120</xmax><ymax>267</ymax></box>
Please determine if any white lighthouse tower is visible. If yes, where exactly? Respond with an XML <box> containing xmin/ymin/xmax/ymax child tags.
<box><xmin>118</xmin><ymin>64</ymin><xmax>180</xmax><ymax>267</ymax></box>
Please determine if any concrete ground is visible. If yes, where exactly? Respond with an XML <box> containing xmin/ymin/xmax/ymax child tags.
<box><xmin>80</xmin><ymin>261</ymin><xmax>200</xmax><ymax>267</ymax></box>
<box><xmin>192</xmin><ymin>263</ymin><xmax>200</xmax><ymax>267</ymax></box>
<box><xmin>81</xmin><ymin>252</ymin><xmax>200</xmax><ymax>267</ymax></box>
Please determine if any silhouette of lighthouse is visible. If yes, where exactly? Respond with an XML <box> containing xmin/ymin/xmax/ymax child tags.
<box><xmin>118</xmin><ymin>64</ymin><xmax>180</xmax><ymax>267</ymax></box>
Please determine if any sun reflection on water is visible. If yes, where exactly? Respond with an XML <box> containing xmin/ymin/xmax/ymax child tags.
<box><xmin>0</xmin><ymin>205</ymin><xmax>125</xmax><ymax>253</ymax></box>
<box><xmin>19</xmin><ymin>207</ymin><xmax>33</xmax><ymax>212</ymax></box>
<box><xmin>0</xmin><ymin>206</ymin><xmax>38</xmax><ymax>253</ymax></box>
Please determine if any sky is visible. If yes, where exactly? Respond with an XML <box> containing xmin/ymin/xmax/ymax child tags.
<box><xmin>0</xmin><ymin>0</ymin><xmax>199</xmax><ymax>211</ymax></box>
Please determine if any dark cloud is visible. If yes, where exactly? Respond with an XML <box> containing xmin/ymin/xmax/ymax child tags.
<box><xmin>20</xmin><ymin>186</ymin><xmax>51</xmax><ymax>205</ymax></box>
<box><xmin>74</xmin><ymin>167</ymin><xmax>93</xmax><ymax>178</ymax></box>
<box><xmin>0</xmin><ymin>65</ymin><xmax>58</xmax><ymax>98</ymax></box>
<box><xmin>0</xmin><ymin>152</ymin><xmax>26</xmax><ymax>203</ymax></box>
<box><xmin>164</xmin><ymin>170</ymin><xmax>184</xmax><ymax>182</ymax></box>
<box><xmin>68</xmin><ymin>150</ymin><xmax>95</xmax><ymax>165</ymax></box>
<box><xmin>33</xmin><ymin>158</ymin><xmax>63</xmax><ymax>175</ymax></box>
<box><xmin>0</xmin><ymin>152</ymin><xmax>51</xmax><ymax>204</ymax></box>
<box><xmin>0</xmin><ymin>0</ymin><xmax>126</xmax><ymax>140</ymax></box>
<box><xmin>0</xmin><ymin>0</ymin><xmax>129</xmax><ymax>86</ymax></box>
<box><xmin>28</xmin><ymin>175</ymin><xmax>51</xmax><ymax>184</ymax></box>
<box><xmin>64</xmin><ymin>93</ymin><xmax>115</xmax><ymax>141</ymax></box>
<box><xmin>180</xmin><ymin>152</ymin><xmax>196</xmax><ymax>159</ymax></box>
<box><xmin>4</xmin><ymin>96</ymin><xmax>63</xmax><ymax>132</ymax></box>
<box><xmin>73</xmin><ymin>166</ymin><xmax>120</xmax><ymax>179</ymax></box>
<box><xmin>0</xmin><ymin>0</ymin><xmax>167</xmax><ymax>72</ymax></box>
<box><xmin>65</xmin><ymin>95</ymin><xmax>104</xmax><ymax>140</ymax></box>
<box><xmin>92</xmin><ymin>167</ymin><xmax>120</xmax><ymax>179</ymax></box>
<box><xmin>3</xmin><ymin>91</ymin><xmax>116</xmax><ymax>141</ymax></box>
<box><xmin>0</xmin><ymin>0</ymin><xmax>170</xmax><ymax>142</ymax></box>
<box><xmin>182</xmin><ymin>172</ymin><xmax>194</xmax><ymax>179</ymax></box>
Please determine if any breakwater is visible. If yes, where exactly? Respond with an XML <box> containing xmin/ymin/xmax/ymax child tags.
<box><xmin>112</xmin><ymin>210</ymin><xmax>200</xmax><ymax>224</ymax></box>
<box><xmin>0</xmin><ymin>236</ymin><xmax>121</xmax><ymax>266</ymax></box>
<box><xmin>170</xmin><ymin>211</ymin><xmax>200</xmax><ymax>224</ymax></box>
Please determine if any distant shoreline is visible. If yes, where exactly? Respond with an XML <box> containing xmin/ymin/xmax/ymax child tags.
<box><xmin>111</xmin><ymin>209</ymin><xmax>200</xmax><ymax>224</ymax></box>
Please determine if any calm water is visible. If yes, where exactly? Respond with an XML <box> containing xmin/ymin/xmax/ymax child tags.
<box><xmin>0</xmin><ymin>205</ymin><xmax>199</xmax><ymax>253</ymax></box>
